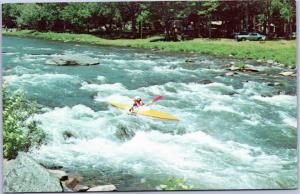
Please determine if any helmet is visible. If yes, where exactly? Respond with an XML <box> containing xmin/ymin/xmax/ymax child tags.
<box><xmin>134</xmin><ymin>96</ymin><xmax>141</xmax><ymax>100</ymax></box>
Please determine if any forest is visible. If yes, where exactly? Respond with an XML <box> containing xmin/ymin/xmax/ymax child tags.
<box><xmin>2</xmin><ymin>0</ymin><xmax>296</xmax><ymax>39</ymax></box>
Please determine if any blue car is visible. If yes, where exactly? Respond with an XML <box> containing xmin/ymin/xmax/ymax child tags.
<box><xmin>236</xmin><ymin>32</ymin><xmax>266</xmax><ymax>41</ymax></box>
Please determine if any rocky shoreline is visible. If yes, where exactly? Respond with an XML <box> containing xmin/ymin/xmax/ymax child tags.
<box><xmin>3</xmin><ymin>153</ymin><xmax>117</xmax><ymax>192</ymax></box>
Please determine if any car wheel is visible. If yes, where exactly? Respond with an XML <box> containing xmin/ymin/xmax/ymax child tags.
<box><xmin>242</xmin><ymin>38</ymin><xmax>246</xmax><ymax>41</ymax></box>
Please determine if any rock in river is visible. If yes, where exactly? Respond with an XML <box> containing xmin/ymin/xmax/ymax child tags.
<box><xmin>279</xmin><ymin>71</ymin><xmax>296</xmax><ymax>77</ymax></box>
<box><xmin>47</xmin><ymin>54</ymin><xmax>100</xmax><ymax>66</ymax></box>
<box><xmin>87</xmin><ymin>184</ymin><xmax>117</xmax><ymax>192</ymax></box>
<box><xmin>48</xmin><ymin>169</ymin><xmax>68</xmax><ymax>181</ymax></box>
<box><xmin>3</xmin><ymin>152</ymin><xmax>62</xmax><ymax>192</ymax></box>
<box><xmin>197</xmin><ymin>80</ymin><xmax>213</xmax><ymax>84</ymax></box>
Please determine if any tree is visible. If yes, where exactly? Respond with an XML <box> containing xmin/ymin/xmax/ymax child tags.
<box><xmin>61</xmin><ymin>3</ymin><xmax>95</xmax><ymax>32</ymax></box>
<box><xmin>196</xmin><ymin>0</ymin><xmax>219</xmax><ymax>38</ymax></box>
<box><xmin>2</xmin><ymin>4</ymin><xmax>22</xmax><ymax>28</ymax></box>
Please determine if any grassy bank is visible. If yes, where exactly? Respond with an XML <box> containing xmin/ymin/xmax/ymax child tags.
<box><xmin>3</xmin><ymin>30</ymin><xmax>296</xmax><ymax>68</ymax></box>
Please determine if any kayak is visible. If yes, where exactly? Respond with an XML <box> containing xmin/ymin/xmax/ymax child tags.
<box><xmin>110</xmin><ymin>102</ymin><xmax>179</xmax><ymax>121</ymax></box>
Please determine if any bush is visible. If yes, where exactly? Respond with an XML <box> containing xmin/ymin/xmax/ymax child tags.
<box><xmin>160</xmin><ymin>177</ymin><xmax>193</xmax><ymax>190</ymax></box>
<box><xmin>234</xmin><ymin>62</ymin><xmax>245</xmax><ymax>69</ymax></box>
<box><xmin>3</xmin><ymin>86</ymin><xmax>46</xmax><ymax>159</ymax></box>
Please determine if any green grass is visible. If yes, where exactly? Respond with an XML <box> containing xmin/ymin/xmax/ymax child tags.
<box><xmin>3</xmin><ymin>30</ymin><xmax>296</xmax><ymax>68</ymax></box>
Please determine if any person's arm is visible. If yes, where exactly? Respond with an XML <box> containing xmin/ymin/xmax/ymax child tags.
<box><xmin>129</xmin><ymin>103</ymin><xmax>136</xmax><ymax>112</ymax></box>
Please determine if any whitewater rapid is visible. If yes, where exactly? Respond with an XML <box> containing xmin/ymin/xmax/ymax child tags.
<box><xmin>3</xmin><ymin>36</ymin><xmax>297</xmax><ymax>190</ymax></box>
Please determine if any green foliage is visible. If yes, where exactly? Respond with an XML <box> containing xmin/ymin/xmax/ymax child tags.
<box><xmin>197</xmin><ymin>0</ymin><xmax>219</xmax><ymax>16</ymax></box>
<box><xmin>3</xmin><ymin>86</ymin><xmax>46</xmax><ymax>159</ymax></box>
<box><xmin>160</xmin><ymin>177</ymin><xmax>193</xmax><ymax>190</ymax></box>
<box><xmin>234</xmin><ymin>62</ymin><xmax>246</xmax><ymax>69</ymax></box>
<box><xmin>2</xmin><ymin>1</ymin><xmax>296</xmax><ymax>38</ymax></box>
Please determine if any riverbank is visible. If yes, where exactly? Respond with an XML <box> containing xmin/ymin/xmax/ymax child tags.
<box><xmin>3</xmin><ymin>30</ymin><xmax>296</xmax><ymax>68</ymax></box>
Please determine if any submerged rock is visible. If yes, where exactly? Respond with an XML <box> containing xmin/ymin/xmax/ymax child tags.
<box><xmin>63</xmin><ymin>130</ymin><xmax>77</xmax><ymax>139</ymax></box>
<box><xmin>115</xmin><ymin>125</ymin><xmax>135</xmax><ymax>140</ymax></box>
<box><xmin>87</xmin><ymin>184</ymin><xmax>117</xmax><ymax>192</ymax></box>
<box><xmin>185</xmin><ymin>58</ymin><xmax>196</xmax><ymax>63</ymax></box>
<box><xmin>47</xmin><ymin>54</ymin><xmax>100</xmax><ymax>66</ymax></box>
<box><xmin>225</xmin><ymin>72</ymin><xmax>236</xmax><ymax>76</ymax></box>
<box><xmin>3</xmin><ymin>152</ymin><xmax>62</xmax><ymax>192</ymax></box>
<box><xmin>197</xmin><ymin>80</ymin><xmax>213</xmax><ymax>84</ymax></box>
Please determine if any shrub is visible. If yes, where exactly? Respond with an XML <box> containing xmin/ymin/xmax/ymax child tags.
<box><xmin>160</xmin><ymin>177</ymin><xmax>193</xmax><ymax>190</ymax></box>
<box><xmin>3</xmin><ymin>86</ymin><xmax>46</xmax><ymax>159</ymax></box>
<box><xmin>234</xmin><ymin>62</ymin><xmax>245</xmax><ymax>69</ymax></box>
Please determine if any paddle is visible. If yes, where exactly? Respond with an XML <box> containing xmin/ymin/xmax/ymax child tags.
<box><xmin>145</xmin><ymin>96</ymin><xmax>163</xmax><ymax>106</ymax></box>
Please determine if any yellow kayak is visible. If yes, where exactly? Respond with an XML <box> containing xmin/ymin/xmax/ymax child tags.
<box><xmin>110</xmin><ymin>102</ymin><xmax>179</xmax><ymax>121</ymax></box>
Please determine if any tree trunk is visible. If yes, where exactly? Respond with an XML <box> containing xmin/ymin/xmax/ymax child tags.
<box><xmin>208</xmin><ymin>16</ymin><xmax>212</xmax><ymax>38</ymax></box>
<box><xmin>245</xmin><ymin>3</ymin><xmax>249</xmax><ymax>31</ymax></box>
<box><xmin>253</xmin><ymin>16</ymin><xmax>256</xmax><ymax>31</ymax></box>
<box><xmin>140</xmin><ymin>21</ymin><xmax>143</xmax><ymax>38</ymax></box>
<box><xmin>132</xmin><ymin>17</ymin><xmax>136</xmax><ymax>33</ymax></box>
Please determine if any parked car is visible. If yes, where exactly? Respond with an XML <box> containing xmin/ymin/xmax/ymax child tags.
<box><xmin>236</xmin><ymin>32</ymin><xmax>266</xmax><ymax>41</ymax></box>
<box><xmin>233</xmin><ymin>31</ymin><xmax>248</xmax><ymax>39</ymax></box>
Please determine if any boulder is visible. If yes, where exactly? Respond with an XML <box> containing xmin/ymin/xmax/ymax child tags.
<box><xmin>229</xmin><ymin>66</ymin><xmax>242</xmax><ymax>71</ymax></box>
<box><xmin>267</xmin><ymin>60</ymin><xmax>274</xmax><ymax>64</ymax></box>
<box><xmin>61</xmin><ymin>181</ymin><xmax>74</xmax><ymax>192</ymax></box>
<box><xmin>244</xmin><ymin>67</ymin><xmax>259</xmax><ymax>72</ymax></box>
<box><xmin>48</xmin><ymin>169</ymin><xmax>68</xmax><ymax>181</ymax></box>
<box><xmin>3</xmin><ymin>152</ymin><xmax>62</xmax><ymax>192</ymax></box>
<box><xmin>197</xmin><ymin>80</ymin><xmax>213</xmax><ymax>84</ymax></box>
<box><xmin>74</xmin><ymin>184</ymin><xmax>90</xmax><ymax>192</ymax></box>
<box><xmin>87</xmin><ymin>184</ymin><xmax>117</xmax><ymax>192</ymax></box>
<box><xmin>279</xmin><ymin>71</ymin><xmax>296</xmax><ymax>77</ymax></box>
<box><xmin>65</xmin><ymin>176</ymin><xmax>81</xmax><ymax>189</ymax></box>
<box><xmin>279</xmin><ymin>63</ymin><xmax>286</xmax><ymax>67</ymax></box>
<box><xmin>47</xmin><ymin>55</ymin><xmax>100</xmax><ymax>66</ymax></box>
<box><xmin>225</xmin><ymin>72</ymin><xmax>235</xmax><ymax>76</ymax></box>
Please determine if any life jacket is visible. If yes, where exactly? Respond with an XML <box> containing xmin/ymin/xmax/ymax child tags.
<box><xmin>134</xmin><ymin>99</ymin><xmax>143</xmax><ymax>107</ymax></box>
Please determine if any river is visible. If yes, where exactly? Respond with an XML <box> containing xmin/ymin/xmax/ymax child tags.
<box><xmin>2</xmin><ymin>36</ymin><xmax>297</xmax><ymax>190</ymax></box>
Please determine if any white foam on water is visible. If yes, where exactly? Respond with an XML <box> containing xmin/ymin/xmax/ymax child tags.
<box><xmin>81</xmin><ymin>83</ymin><xmax>127</xmax><ymax>93</ymax></box>
<box><xmin>33</xmin><ymin>105</ymin><xmax>113</xmax><ymax>143</ymax></box>
<box><xmin>30</xmin><ymin>109</ymin><xmax>289</xmax><ymax>189</ymax></box>
<box><xmin>203</xmin><ymin>102</ymin><xmax>244</xmax><ymax>116</ymax></box>
<box><xmin>251</xmin><ymin>95</ymin><xmax>296</xmax><ymax>107</ymax></box>
<box><xmin>279</xmin><ymin>112</ymin><xmax>297</xmax><ymax>129</ymax></box>
<box><xmin>96</xmin><ymin>76</ymin><xmax>107</xmax><ymax>83</ymax></box>
<box><xmin>238</xmin><ymin>81</ymin><xmax>270</xmax><ymax>96</ymax></box>
<box><xmin>12</xmin><ymin>57</ymin><xmax>22</xmax><ymax>63</ymax></box>
<box><xmin>3</xmin><ymin>52</ymin><xmax>18</xmax><ymax>56</ymax></box>
<box><xmin>3</xmin><ymin>73</ymin><xmax>79</xmax><ymax>86</ymax></box>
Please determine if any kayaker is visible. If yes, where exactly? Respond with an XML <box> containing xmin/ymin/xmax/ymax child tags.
<box><xmin>129</xmin><ymin>96</ymin><xmax>144</xmax><ymax>112</ymax></box>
